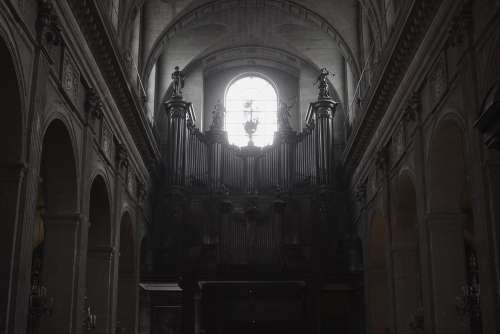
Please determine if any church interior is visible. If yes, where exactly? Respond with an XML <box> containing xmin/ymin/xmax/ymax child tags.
<box><xmin>1</xmin><ymin>0</ymin><xmax>500</xmax><ymax>333</ymax></box>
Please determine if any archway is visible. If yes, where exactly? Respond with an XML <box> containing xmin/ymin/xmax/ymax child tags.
<box><xmin>393</xmin><ymin>172</ymin><xmax>421</xmax><ymax>334</ymax></box>
<box><xmin>0</xmin><ymin>35</ymin><xmax>24</xmax><ymax>333</ymax></box>
<box><xmin>428</xmin><ymin>118</ymin><xmax>477</xmax><ymax>334</ymax></box>
<box><xmin>116</xmin><ymin>212</ymin><xmax>137</xmax><ymax>334</ymax></box>
<box><xmin>366</xmin><ymin>212</ymin><xmax>390</xmax><ymax>334</ymax></box>
<box><xmin>86</xmin><ymin>176</ymin><xmax>112</xmax><ymax>334</ymax></box>
<box><xmin>32</xmin><ymin>119</ymin><xmax>79</xmax><ymax>334</ymax></box>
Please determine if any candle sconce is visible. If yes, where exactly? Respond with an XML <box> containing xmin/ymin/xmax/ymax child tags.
<box><xmin>408</xmin><ymin>307</ymin><xmax>424</xmax><ymax>332</ymax></box>
<box><xmin>29</xmin><ymin>267</ymin><xmax>53</xmax><ymax>319</ymax></box>
<box><xmin>455</xmin><ymin>249</ymin><xmax>481</xmax><ymax>321</ymax></box>
<box><xmin>83</xmin><ymin>296</ymin><xmax>97</xmax><ymax>331</ymax></box>
<box><xmin>455</xmin><ymin>282</ymin><xmax>480</xmax><ymax>321</ymax></box>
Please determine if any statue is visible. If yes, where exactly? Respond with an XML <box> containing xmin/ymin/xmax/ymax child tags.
<box><xmin>171</xmin><ymin>66</ymin><xmax>185</xmax><ymax>98</ymax></box>
<box><xmin>278</xmin><ymin>100</ymin><xmax>293</xmax><ymax>132</ymax></box>
<box><xmin>314</xmin><ymin>68</ymin><xmax>334</xmax><ymax>99</ymax></box>
<box><xmin>210</xmin><ymin>100</ymin><xmax>225</xmax><ymax>131</ymax></box>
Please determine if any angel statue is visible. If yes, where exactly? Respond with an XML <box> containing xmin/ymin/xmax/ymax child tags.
<box><xmin>171</xmin><ymin>66</ymin><xmax>185</xmax><ymax>98</ymax></box>
<box><xmin>278</xmin><ymin>100</ymin><xmax>293</xmax><ymax>132</ymax></box>
<box><xmin>314</xmin><ymin>68</ymin><xmax>334</xmax><ymax>99</ymax></box>
<box><xmin>210</xmin><ymin>100</ymin><xmax>225</xmax><ymax>131</ymax></box>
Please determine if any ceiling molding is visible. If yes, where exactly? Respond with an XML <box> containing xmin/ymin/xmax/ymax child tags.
<box><xmin>343</xmin><ymin>0</ymin><xmax>444</xmax><ymax>174</ymax></box>
<box><xmin>68</xmin><ymin>0</ymin><xmax>160</xmax><ymax>170</ymax></box>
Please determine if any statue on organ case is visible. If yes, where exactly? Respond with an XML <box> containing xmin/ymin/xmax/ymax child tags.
<box><xmin>210</xmin><ymin>99</ymin><xmax>225</xmax><ymax>131</ymax></box>
<box><xmin>278</xmin><ymin>100</ymin><xmax>293</xmax><ymax>132</ymax></box>
<box><xmin>314</xmin><ymin>67</ymin><xmax>334</xmax><ymax>99</ymax></box>
<box><xmin>171</xmin><ymin>66</ymin><xmax>185</xmax><ymax>98</ymax></box>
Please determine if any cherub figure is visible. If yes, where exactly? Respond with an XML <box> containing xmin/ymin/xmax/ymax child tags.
<box><xmin>171</xmin><ymin>66</ymin><xmax>185</xmax><ymax>98</ymax></box>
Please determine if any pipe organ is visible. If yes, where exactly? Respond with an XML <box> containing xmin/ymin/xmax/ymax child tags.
<box><xmin>159</xmin><ymin>95</ymin><xmax>339</xmax><ymax>269</ymax></box>
<box><xmin>165</xmin><ymin>99</ymin><xmax>337</xmax><ymax>194</ymax></box>
<box><xmin>146</xmin><ymin>92</ymin><xmax>361</xmax><ymax>334</ymax></box>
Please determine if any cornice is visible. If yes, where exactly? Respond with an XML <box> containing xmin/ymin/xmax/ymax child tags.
<box><xmin>67</xmin><ymin>0</ymin><xmax>160</xmax><ymax>170</ymax></box>
<box><xmin>343</xmin><ymin>0</ymin><xmax>443</xmax><ymax>174</ymax></box>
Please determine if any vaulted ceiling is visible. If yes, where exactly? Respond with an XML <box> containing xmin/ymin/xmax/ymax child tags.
<box><xmin>118</xmin><ymin>0</ymin><xmax>388</xmax><ymax>130</ymax></box>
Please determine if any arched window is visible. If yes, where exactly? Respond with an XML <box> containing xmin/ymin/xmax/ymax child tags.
<box><xmin>225</xmin><ymin>75</ymin><xmax>278</xmax><ymax>147</ymax></box>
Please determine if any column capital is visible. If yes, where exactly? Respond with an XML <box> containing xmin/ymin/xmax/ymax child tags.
<box><xmin>0</xmin><ymin>162</ymin><xmax>28</xmax><ymax>179</ymax></box>
<box><xmin>306</xmin><ymin>98</ymin><xmax>338</xmax><ymax>122</ymax></box>
<box><xmin>164</xmin><ymin>98</ymin><xmax>195</xmax><ymax>121</ymax></box>
<box><xmin>44</xmin><ymin>213</ymin><xmax>84</xmax><ymax>226</ymax></box>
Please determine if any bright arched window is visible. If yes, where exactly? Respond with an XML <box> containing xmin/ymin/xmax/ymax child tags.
<box><xmin>225</xmin><ymin>75</ymin><xmax>278</xmax><ymax>147</ymax></box>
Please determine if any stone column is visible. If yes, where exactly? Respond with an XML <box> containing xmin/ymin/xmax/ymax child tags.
<box><xmin>86</xmin><ymin>246</ymin><xmax>114</xmax><ymax>334</ymax></box>
<box><xmin>40</xmin><ymin>213</ymin><xmax>82</xmax><ymax>334</ymax></box>
<box><xmin>116</xmin><ymin>272</ymin><xmax>138</xmax><ymax>334</ymax></box>
<box><xmin>392</xmin><ymin>243</ymin><xmax>420</xmax><ymax>334</ymax></box>
<box><xmin>426</xmin><ymin>212</ymin><xmax>468</xmax><ymax>334</ymax></box>
<box><xmin>164</xmin><ymin>98</ymin><xmax>194</xmax><ymax>186</ymax></box>
<box><xmin>308</xmin><ymin>99</ymin><xmax>337</xmax><ymax>185</ymax></box>
<box><xmin>0</xmin><ymin>163</ymin><xmax>26</xmax><ymax>333</ymax></box>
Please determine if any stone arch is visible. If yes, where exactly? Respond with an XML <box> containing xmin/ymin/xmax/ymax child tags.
<box><xmin>427</xmin><ymin>115</ymin><xmax>468</xmax><ymax>213</ymax></box>
<box><xmin>392</xmin><ymin>170</ymin><xmax>421</xmax><ymax>334</ymax></box>
<box><xmin>32</xmin><ymin>119</ymin><xmax>79</xmax><ymax>334</ymax></box>
<box><xmin>85</xmin><ymin>174</ymin><xmax>113</xmax><ymax>334</ymax></box>
<box><xmin>426</xmin><ymin>116</ymin><xmax>474</xmax><ymax>334</ymax></box>
<box><xmin>116</xmin><ymin>212</ymin><xmax>138</xmax><ymax>334</ymax></box>
<box><xmin>0</xmin><ymin>32</ymin><xmax>26</xmax><ymax>333</ymax></box>
<box><xmin>366</xmin><ymin>211</ymin><xmax>390</xmax><ymax>334</ymax></box>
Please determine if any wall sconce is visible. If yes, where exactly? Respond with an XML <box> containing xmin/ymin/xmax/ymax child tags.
<box><xmin>455</xmin><ymin>250</ymin><xmax>481</xmax><ymax>321</ymax></box>
<box><xmin>408</xmin><ymin>307</ymin><xmax>424</xmax><ymax>332</ymax></box>
<box><xmin>83</xmin><ymin>296</ymin><xmax>97</xmax><ymax>331</ymax></box>
<box><xmin>455</xmin><ymin>282</ymin><xmax>480</xmax><ymax>321</ymax></box>
<box><xmin>29</xmin><ymin>269</ymin><xmax>53</xmax><ymax>319</ymax></box>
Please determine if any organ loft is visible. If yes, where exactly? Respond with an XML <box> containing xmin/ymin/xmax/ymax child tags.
<box><xmin>0</xmin><ymin>1</ymin><xmax>500</xmax><ymax>334</ymax></box>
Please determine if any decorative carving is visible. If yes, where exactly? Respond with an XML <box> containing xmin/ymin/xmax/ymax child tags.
<box><xmin>393</xmin><ymin>125</ymin><xmax>405</xmax><ymax>161</ymax></box>
<box><xmin>115</xmin><ymin>142</ymin><xmax>129</xmax><ymax>169</ymax></box>
<box><xmin>354</xmin><ymin>183</ymin><xmax>367</xmax><ymax>204</ymax></box>
<box><xmin>137</xmin><ymin>181</ymin><xmax>147</xmax><ymax>206</ymax></box>
<box><xmin>85</xmin><ymin>88</ymin><xmax>104</xmax><ymax>120</ymax></box>
<box><xmin>403</xmin><ymin>93</ymin><xmax>421</xmax><ymax>123</ymax></box>
<box><xmin>171</xmin><ymin>66</ymin><xmax>185</xmax><ymax>98</ymax></box>
<box><xmin>128</xmin><ymin>171</ymin><xmax>135</xmax><ymax>195</ymax></box>
<box><xmin>446</xmin><ymin>3</ymin><xmax>473</xmax><ymax>48</ymax></box>
<box><xmin>36</xmin><ymin>0</ymin><xmax>62</xmax><ymax>46</ymax></box>
<box><xmin>375</xmin><ymin>147</ymin><xmax>389</xmax><ymax>172</ymax></box>
<box><xmin>102</xmin><ymin>125</ymin><xmax>112</xmax><ymax>160</ymax></box>
<box><xmin>62</xmin><ymin>52</ymin><xmax>80</xmax><ymax>104</ymax></box>
<box><xmin>429</xmin><ymin>54</ymin><xmax>447</xmax><ymax>103</ymax></box>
